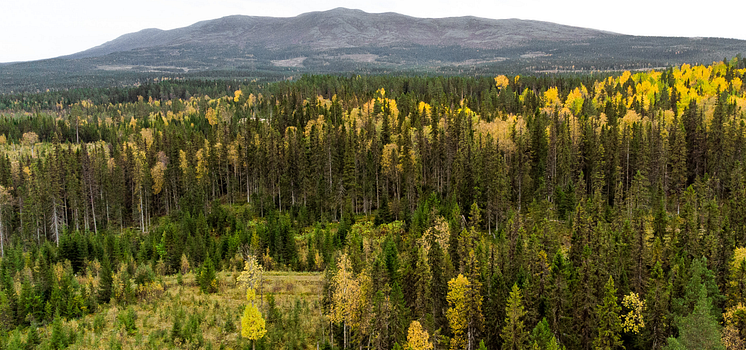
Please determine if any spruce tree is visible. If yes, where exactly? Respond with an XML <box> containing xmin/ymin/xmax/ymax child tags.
<box><xmin>665</xmin><ymin>284</ymin><xmax>724</xmax><ymax>350</ymax></box>
<box><xmin>98</xmin><ymin>256</ymin><xmax>113</xmax><ymax>304</ymax></box>
<box><xmin>594</xmin><ymin>277</ymin><xmax>623</xmax><ymax>350</ymax></box>
<box><xmin>501</xmin><ymin>283</ymin><xmax>529</xmax><ymax>350</ymax></box>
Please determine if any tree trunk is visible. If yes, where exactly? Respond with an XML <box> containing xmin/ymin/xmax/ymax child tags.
<box><xmin>53</xmin><ymin>198</ymin><xmax>59</xmax><ymax>245</ymax></box>
<box><xmin>0</xmin><ymin>208</ymin><xmax>4</xmax><ymax>257</ymax></box>
<box><xmin>90</xmin><ymin>183</ymin><xmax>97</xmax><ymax>234</ymax></box>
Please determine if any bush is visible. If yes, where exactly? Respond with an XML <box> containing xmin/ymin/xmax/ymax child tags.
<box><xmin>49</xmin><ymin>315</ymin><xmax>68</xmax><ymax>350</ymax></box>
<box><xmin>118</xmin><ymin>307</ymin><xmax>138</xmax><ymax>336</ymax></box>
<box><xmin>171</xmin><ymin>308</ymin><xmax>204</xmax><ymax>348</ymax></box>
<box><xmin>198</xmin><ymin>256</ymin><xmax>217</xmax><ymax>294</ymax></box>
<box><xmin>25</xmin><ymin>324</ymin><xmax>41</xmax><ymax>350</ymax></box>
<box><xmin>134</xmin><ymin>264</ymin><xmax>156</xmax><ymax>286</ymax></box>
<box><xmin>93</xmin><ymin>313</ymin><xmax>106</xmax><ymax>334</ymax></box>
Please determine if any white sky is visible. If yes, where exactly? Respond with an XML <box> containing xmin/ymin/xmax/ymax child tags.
<box><xmin>2</xmin><ymin>0</ymin><xmax>744</xmax><ymax>63</ymax></box>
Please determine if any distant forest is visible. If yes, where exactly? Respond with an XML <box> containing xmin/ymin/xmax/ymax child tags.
<box><xmin>1</xmin><ymin>57</ymin><xmax>746</xmax><ymax>349</ymax></box>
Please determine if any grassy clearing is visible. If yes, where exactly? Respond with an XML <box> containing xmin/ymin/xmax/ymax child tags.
<box><xmin>15</xmin><ymin>271</ymin><xmax>325</xmax><ymax>350</ymax></box>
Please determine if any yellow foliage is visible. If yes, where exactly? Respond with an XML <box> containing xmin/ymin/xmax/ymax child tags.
<box><xmin>150</xmin><ymin>162</ymin><xmax>166</xmax><ymax>195</ymax></box>
<box><xmin>495</xmin><ymin>75</ymin><xmax>510</xmax><ymax>89</ymax></box>
<box><xmin>732</xmin><ymin>247</ymin><xmax>746</xmax><ymax>271</ymax></box>
<box><xmin>406</xmin><ymin>321</ymin><xmax>433</xmax><ymax>350</ymax></box>
<box><xmin>234</xmin><ymin>90</ymin><xmax>242</xmax><ymax>103</ymax></box>
<box><xmin>195</xmin><ymin>149</ymin><xmax>208</xmax><ymax>180</ymax></box>
<box><xmin>620</xmin><ymin>110</ymin><xmax>642</xmax><ymax>127</ymax></box>
<box><xmin>241</xmin><ymin>298</ymin><xmax>267</xmax><ymax>341</ymax></box>
<box><xmin>237</xmin><ymin>256</ymin><xmax>263</xmax><ymax>292</ymax></box>
<box><xmin>140</xmin><ymin>128</ymin><xmax>153</xmax><ymax>149</ymax></box>
<box><xmin>179</xmin><ymin>150</ymin><xmax>189</xmax><ymax>175</ymax></box>
<box><xmin>621</xmin><ymin>292</ymin><xmax>645</xmax><ymax>334</ymax></box>
<box><xmin>423</xmin><ymin>216</ymin><xmax>450</xmax><ymax>253</ymax></box>
<box><xmin>21</xmin><ymin>131</ymin><xmax>38</xmax><ymax>145</ymax></box>
<box><xmin>382</xmin><ymin>143</ymin><xmax>400</xmax><ymax>174</ymax></box>
<box><xmin>565</xmin><ymin>87</ymin><xmax>584</xmax><ymax>115</ymax></box>
<box><xmin>304</xmin><ymin>115</ymin><xmax>327</xmax><ymax>140</ymax></box>
<box><xmin>722</xmin><ymin>303</ymin><xmax>746</xmax><ymax>350</ymax></box>
<box><xmin>418</xmin><ymin>101</ymin><xmax>431</xmax><ymax>117</ymax></box>
<box><xmin>206</xmin><ymin>107</ymin><xmax>218</xmax><ymax>126</ymax></box>
<box><xmin>619</xmin><ymin>71</ymin><xmax>632</xmax><ymax>86</ymax></box>
<box><xmin>733</xmin><ymin>77</ymin><xmax>743</xmax><ymax>92</ymax></box>
<box><xmin>0</xmin><ymin>134</ymin><xmax>6</xmax><ymax>145</ymax></box>
<box><xmin>543</xmin><ymin>87</ymin><xmax>560</xmax><ymax>107</ymax></box>
<box><xmin>331</xmin><ymin>254</ymin><xmax>360</xmax><ymax>326</ymax></box>
<box><xmin>475</xmin><ymin>114</ymin><xmax>524</xmax><ymax>153</ymax></box>
<box><xmin>446</xmin><ymin>274</ymin><xmax>470</xmax><ymax>350</ymax></box>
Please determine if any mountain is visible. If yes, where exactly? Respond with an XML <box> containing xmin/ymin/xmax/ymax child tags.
<box><xmin>2</xmin><ymin>8</ymin><xmax>746</xmax><ymax>92</ymax></box>
<box><xmin>69</xmin><ymin>8</ymin><xmax>617</xmax><ymax>58</ymax></box>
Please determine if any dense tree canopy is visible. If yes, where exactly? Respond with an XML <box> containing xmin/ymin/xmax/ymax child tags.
<box><xmin>0</xmin><ymin>59</ymin><xmax>745</xmax><ymax>349</ymax></box>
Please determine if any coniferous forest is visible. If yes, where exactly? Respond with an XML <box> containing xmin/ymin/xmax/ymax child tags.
<box><xmin>1</xmin><ymin>58</ymin><xmax>746</xmax><ymax>349</ymax></box>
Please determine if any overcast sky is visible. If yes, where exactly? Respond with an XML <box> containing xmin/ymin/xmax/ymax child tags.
<box><xmin>2</xmin><ymin>0</ymin><xmax>743</xmax><ymax>63</ymax></box>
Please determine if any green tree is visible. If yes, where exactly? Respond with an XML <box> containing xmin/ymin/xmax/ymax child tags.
<box><xmin>98</xmin><ymin>256</ymin><xmax>113</xmax><ymax>304</ymax></box>
<box><xmin>594</xmin><ymin>277</ymin><xmax>623</xmax><ymax>350</ymax></box>
<box><xmin>664</xmin><ymin>284</ymin><xmax>724</xmax><ymax>350</ymax></box>
<box><xmin>530</xmin><ymin>318</ymin><xmax>561</xmax><ymax>350</ymax></box>
<box><xmin>198</xmin><ymin>254</ymin><xmax>217</xmax><ymax>293</ymax></box>
<box><xmin>501</xmin><ymin>283</ymin><xmax>529</xmax><ymax>350</ymax></box>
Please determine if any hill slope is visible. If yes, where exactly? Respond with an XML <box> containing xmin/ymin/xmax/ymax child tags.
<box><xmin>69</xmin><ymin>8</ymin><xmax>617</xmax><ymax>58</ymax></box>
<box><xmin>2</xmin><ymin>8</ymin><xmax>746</xmax><ymax>92</ymax></box>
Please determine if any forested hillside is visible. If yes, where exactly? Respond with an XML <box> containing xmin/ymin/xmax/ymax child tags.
<box><xmin>1</xmin><ymin>57</ymin><xmax>746</xmax><ymax>349</ymax></box>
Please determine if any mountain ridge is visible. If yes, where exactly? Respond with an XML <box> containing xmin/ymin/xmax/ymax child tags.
<box><xmin>68</xmin><ymin>7</ymin><xmax>620</xmax><ymax>59</ymax></box>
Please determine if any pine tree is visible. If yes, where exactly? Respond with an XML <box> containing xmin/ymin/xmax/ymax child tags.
<box><xmin>644</xmin><ymin>261</ymin><xmax>672</xmax><ymax>350</ymax></box>
<box><xmin>198</xmin><ymin>254</ymin><xmax>217</xmax><ymax>294</ymax></box>
<box><xmin>594</xmin><ymin>277</ymin><xmax>623</xmax><ymax>350</ymax></box>
<box><xmin>413</xmin><ymin>245</ymin><xmax>432</xmax><ymax>321</ymax></box>
<box><xmin>547</xmin><ymin>249</ymin><xmax>572</xmax><ymax>346</ymax></box>
<box><xmin>665</xmin><ymin>284</ymin><xmax>724</xmax><ymax>350</ymax></box>
<box><xmin>98</xmin><ymin>256</ymin><xmax>113</xmax><ymax>304</ymax></box>
<box><xmin>501</xmin><ymin>283</ymin><xmax>529</xmax><ymax>350</ymax></box>
<box><xmin>530</xmin><ymin>318</ymin><xmax>561</xmax><ymax>350</ymax></box>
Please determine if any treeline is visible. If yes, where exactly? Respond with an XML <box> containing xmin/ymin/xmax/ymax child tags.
<box><xmin>0</xmin><ymin>59</ymin><xmax>745</xmax><ymax>349</ymax></box>
<box><xmin>0</xmin><ymin>78</ymin><xmax>249</xmax><ymax>112</ymax></box>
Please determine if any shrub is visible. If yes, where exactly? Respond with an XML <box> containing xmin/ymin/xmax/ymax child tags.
<box><xmin>93</xmin><ymin>313</ymin><xmax>106</xmax><ymax>334</ymax></box>
<box><xmin>118</xmin><ymin>307</ymin><xmax>138</xmax><ymax>336</ymax></box>
<box><xmin>198</xmin><ymin>256</ymin><xmax>217</xmax><ymax>294</ymax></box>
<box><xmin>134</xmin><ymin>264</ymin><xmax>156</xmax><ymax>286</ymax></box>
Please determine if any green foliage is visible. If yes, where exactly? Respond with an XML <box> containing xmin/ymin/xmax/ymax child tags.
<box><xmin>118</xmin><ymin>307</ymin><xmax>138</xmax><ymax>336</ymax></box>
<box><xmin>198</xmin><ymin>255</ymin><xmax>218</xmax><ymax>294</ymax></box>
<box><xmin>665</xmin><ymin>284</ymin><xmax>724</xmax><ymax>350</ymax></box>
<box><xmin>98</xmin><ymin>256</ymin><xmax>113</xmax><ymax>304</ymax></box>
<box><xmin>93</xmin><ymin>312</ymin><xmax>106</xmax><ymax>335</ymax></box>
<box><xmin>594</xmin><ymin>277</ymin><xmax>623</xmax><ymax>350</ymax></box>
<box><xmin>49</xmin><ymin>314</ymin><xmax>68</xmax><ymax>350</ymax></box>
<box><xmin>0</xmin><ymin>59</ymin><xmax>745</xmax><ymax>350</ymax></box>
<box><xmin>501</xmin><ymin>283</ymin><xmax>528</xmax><ymax>350</ymax></box>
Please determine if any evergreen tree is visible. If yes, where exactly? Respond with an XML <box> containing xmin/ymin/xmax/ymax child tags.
<box><xmin>501</xmin><ymin>283</ymin><xmax>529</xmax><ymax>350</ymax></box>
<box><xmin>98</xmin><ymin>256</ymin><xmax>113</xmax><ymax>304</ymax></box>
<box><xmin>665</xmin><ymin>284</ymin><xmax>724</xmax><ymax>350</ymax></box>
<box><xmin>530</xmin><ymin>318</ymin><xmax>561</xmax><ymax>350</ymax></box>
<box><xmin>594</xmin><ymin>277</ymin><xmax>623</xmax><ymax>350</ymax></box>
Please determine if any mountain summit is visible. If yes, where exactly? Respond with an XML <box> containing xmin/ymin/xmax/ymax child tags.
<box><xmin>70</xmin><ymin>8</ymin><xmax>617</xmax><ymax>59</ymax></box>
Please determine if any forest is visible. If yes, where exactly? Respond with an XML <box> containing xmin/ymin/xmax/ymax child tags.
<box><xmin>0</xmin><ymin>57</ymin><xmax>746</xmax><ymax>349</ymax></box>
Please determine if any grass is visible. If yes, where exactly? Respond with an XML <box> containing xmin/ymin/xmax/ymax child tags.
<box><xmin>19</xmin><ymin>270</ymin><xmax>325</xmax><ymax>350</ymax></box>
